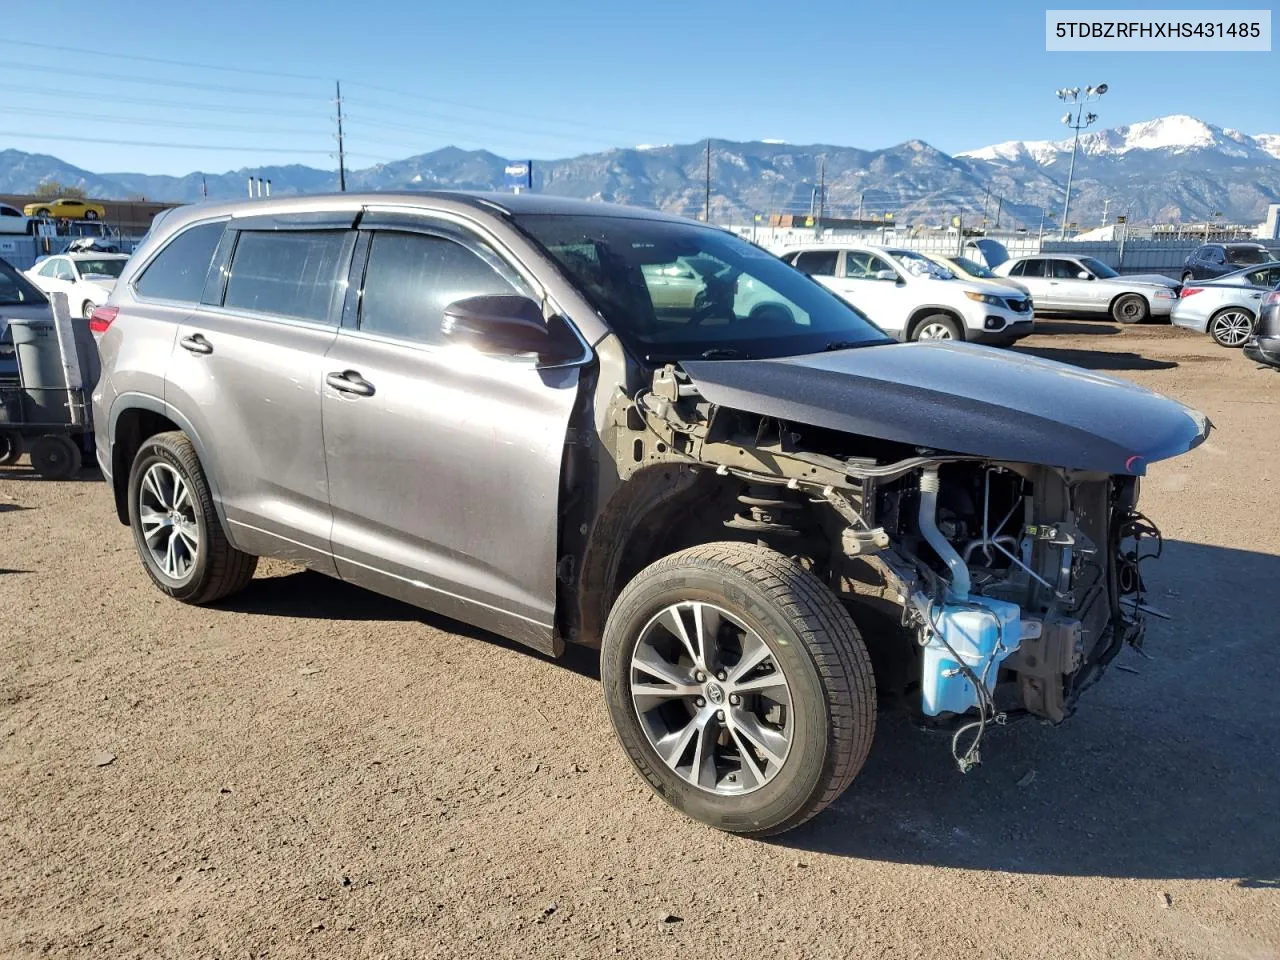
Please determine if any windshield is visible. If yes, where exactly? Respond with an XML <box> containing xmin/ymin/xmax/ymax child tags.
<box><xmin>949</xmin><ymin>256</ymin><xmax>997</xmax><ymax>279</ymax></box>
<box><xmin>513</xmin><ymin>214</ymin><xmax>891</xmax><ymax>360</ymax></box>
<box><xmin>1079</xmin><ymin>257</ymin><xmax>1119</xmax><ymax>279</ymax></box>
<box><xmin>886</xmin><ymin>249</ymin><xmax>954</xmax><ymax>279</ymax></box>
<box><xmin>75</xmin><ymin>258</ymin><xmax>125</xmax><ymax>279</ymax></box>
<box><xmin>1227</xmin><ymin>246</ymin><xmax>1271</xmax><ymax>265</ymax></box>
<box><xmin>0</xmin><ymin>258</ymin><xmax>48</xmax><ymax>306</ymax></box>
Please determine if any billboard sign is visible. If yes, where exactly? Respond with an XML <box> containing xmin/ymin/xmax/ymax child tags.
<box><xmin>504</xmin><ymin>161</ymin><xmax>533</xmax><ymax>191</ymax></box>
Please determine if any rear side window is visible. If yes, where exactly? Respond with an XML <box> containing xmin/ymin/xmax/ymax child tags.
<box><xmin>224</xmin><ymin>230</ymin><xmax>349</xmax><ymax>324</ymax></box>
<box><xmin>1227</xmin><ymin>246</ymin><xmax>1270</xmax><ymax>266</ymax></box>
<box><xmin>359</xmin><ymin>231</ymin><xmax>529</xmax><ymax>345</ymax></box>
<box><xmin>792</xmin><ymin>250</ymin><xmax>837</xmax><ymax>276</ymax></box>
<box><xmin>135</xmin><ymin>221</ymin><xmax>225</xmax><ymax>303</ymax></box>
<box><xmin>1018</xmin><ymin>260</ymin><xmax>1047</xmax><ymax>278</ymax></box>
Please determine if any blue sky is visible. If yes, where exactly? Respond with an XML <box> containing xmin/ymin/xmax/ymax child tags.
<box><xmin>1</xmin><ymin>0</ymin><xmax>1274</xmax><ymax>175</ymax></box>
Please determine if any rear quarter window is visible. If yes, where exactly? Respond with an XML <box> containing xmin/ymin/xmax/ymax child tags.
<box><xmin>134</xmin><ymin>221</ymin><xmax>226</xmax><ymax>303</ymax></box>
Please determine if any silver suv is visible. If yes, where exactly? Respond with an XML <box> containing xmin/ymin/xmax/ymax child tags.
<box><xmin>93</xmin><ymin>193</ymin><xmax>1208</xmax><ymax>835</ymax></box>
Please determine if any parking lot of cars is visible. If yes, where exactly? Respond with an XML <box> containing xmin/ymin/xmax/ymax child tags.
<box><xmin>2</xmin><ymin>302</ymin><xmax>1278</xmax><ymax>957</ymax></box>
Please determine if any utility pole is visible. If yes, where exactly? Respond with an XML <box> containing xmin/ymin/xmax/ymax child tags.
<box><xmin>857</xmin><ymin>191</ymin><xmax>864</xmax><ymax>224</ymax></box>
<box><xmin>703</xmin><ymin>138</ymin><xmax>711</xmax><ymax>222</ymax></box>
<box><xmin>817</xmin><ymin>155</ymin><xmax>826</xmax><ymax>236</ymax></box>
<box><xmin>335</xmin><ymin>80</ymin><xmax>347</xmax><ymax>192</ymax></box>
<box><xmin>201</xmin><ymin>176</ymin><xmax>207</xmax><ymax>199</ymax></box>
<box><xmin>995</xmin><ymin>195</ymin><xmax>1003</xmax><ymax>229</ymax></box>
<box><xmin>1101</xmin><ymin>197</ymin><xmax>1111</xmax><ymax>226</ymax></box>
<box><xmin>981</xmin><ymin>184</ymin><xmax>991</xmax><ymax>229</ymax></box>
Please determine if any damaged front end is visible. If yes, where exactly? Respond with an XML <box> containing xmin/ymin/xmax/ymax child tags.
<box><xmin>612</xmin><ymin>354</ymin><xmax>1202</xmax><ymax>771</ymax></box>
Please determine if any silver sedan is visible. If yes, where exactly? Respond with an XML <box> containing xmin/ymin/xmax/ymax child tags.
<box><xmin>1172</xmin><ymin>261</ymin><xmax>1280</xmax><ymax>347</ymax></box>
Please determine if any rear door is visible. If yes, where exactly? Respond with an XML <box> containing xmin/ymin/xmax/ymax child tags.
<box><xmin>320</xmin><ymin>212</ymin><xmax>582</xmax><ymax>649</ymax></box>
<box><xmin>165</xmin><ymin>214</ymin><xmax>355</xmax><ymax>572</ymax></box>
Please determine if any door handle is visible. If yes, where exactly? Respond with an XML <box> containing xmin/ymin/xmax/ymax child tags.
<box><xmin>326</xmin><ymin>370</ymin><xmax>375</xmax><ymax>397</ymax></box>
<box><xmin>179</xmin><ymin>333</ymin><xmax>213</xmax><ymax>355</ymax></box>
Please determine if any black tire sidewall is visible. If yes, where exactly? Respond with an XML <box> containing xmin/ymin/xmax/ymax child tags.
<box><xmin>602</xmin><ymin>566</ymin><xmax>834</xmax><ymax>834</ymax></box>
<box><xmin>127</xmin><ymin>439</ymin><xmax>213</xmax><ymax>599</ymax></box>
<box><xmin>1112</xmin><ymin>294</ymin><xmax>1148</xmax><ymax>324</ymax></box>
<box><xmin>912</xmin><ymin>313</ymin><xmax>961</xmax><ymax>341</ymax></box>
<box><xmin>0</xmin><ymin>431</ymin><xmax>21</xmax><ymax>466</ymax></box>
<box><xmin>30</xmin><ymin>435</ymin><xmax>79</xmax><ymax>479</ymax></box>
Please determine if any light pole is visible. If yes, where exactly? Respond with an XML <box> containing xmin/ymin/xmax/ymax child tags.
<box><xmin>1056</xmin><ymin>83</ymin><xmax>1107</xmax><ymax>240</ymax></box>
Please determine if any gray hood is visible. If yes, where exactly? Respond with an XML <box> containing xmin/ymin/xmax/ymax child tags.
<box><xmin>681</xmin><ymin>342</ymin><xmax>1209</xmax><ymax>476</ymax></box>
<box><xmin>1103</xmin><ymin>273</ymin><xmax>1179</xmax><ymax>289</ymax></box>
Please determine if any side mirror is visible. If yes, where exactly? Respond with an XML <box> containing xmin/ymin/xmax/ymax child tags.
<box><xmin>442</xmin><ymin>295</ymin><xmax>580</xmax><ymax>362</ymax></box>
<box><xmin>1078</xmin><ymin>271</ymin><xmax>1094</xmax><ymax>280</ymax></box>
<box><xmin>874</xmin><ymin>269</ymin><xmax>898</xmax><ymax>282</ymax></box>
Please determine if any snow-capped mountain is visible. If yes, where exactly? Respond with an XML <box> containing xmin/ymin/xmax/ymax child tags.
<box><xmin>1</xmin><ymin>115</ymin><xmax>1276</xmax><ymax>226</ymax></box>
<box><xmin>960</xmin><ymin>115</ymin><xmax>1278</xmax><ymax>165</ymax></box>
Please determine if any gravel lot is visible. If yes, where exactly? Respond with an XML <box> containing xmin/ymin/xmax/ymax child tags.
<box><xmin>2</xmin><ymin>320</ymin><xmax>1277</xmax><ymax>959</ymax></box>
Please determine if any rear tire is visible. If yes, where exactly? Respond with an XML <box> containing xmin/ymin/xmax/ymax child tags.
<box><xmin>81</xmin><ymin>300</ymin><xmax>95</xmax><ymax>320</ymax></box>
<box><xmin>1111</xmin><ymin>293</ymin><xmax>1149</xmax><ymax>324</ymax></box>
<box><xmin>84</xmin><ymin>210</ymin><xmax>99</xmax><ymax>220</ymax></box>
<box><xmin>1208</xmin><ymin>308</ymin><xmax>1254</xmax><ymax>348</ymax></box>
<box><xmin>1181</xmin><ymin>272</ymin><xmax>1193</xmax><ymax>283</ymax></box>
<box><xmin>30</xmin><ymin>434</ymin><xmax>80</xmax><ymax>479</ymax></box>
<box><xmin>0</xmin><ymin>430</ymin><xmax>24</xmax><ymax>466</ymax></box>
<box><xmin>911</xmin><ymin>313</ymin><xmax>962</xmax><ymax>341</ymax></box>
<box><xmin>601</xmin><ymin>542</ymin><xmax>875</xmax><ymax>836</ymax></box>
<box><xmin>127</xmin><ymin>430</ymin><xmax>257</xmax><ymax>604</ymax></box>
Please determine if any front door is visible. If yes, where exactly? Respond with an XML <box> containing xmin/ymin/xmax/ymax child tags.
<box><xmin>321</xmin><ymin>220</ymin><xmax>582</xmax><ymax>650</ymax></box>
<box><xmin>1043</xmin><ymin>258</ymin><xmax>1096</xmax><ymax>311</ymax></box>
<box><xmin>829</xmin><ymin>250</ymin><xmax>913</xmax><ymax>336</ymax></box>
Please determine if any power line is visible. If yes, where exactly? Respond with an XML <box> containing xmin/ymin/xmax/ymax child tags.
<box><xmin>0</xmin><ymin>82</ymin><xmax>329</xmax><ymax>119</ymax></box>
<box><xmin>0</xmin><ymin>61</ymin><xmax>326</xmax><ymax>100</ymax></box>
<box><xmin>17</xmin><ymin>41</ymin><xmax>330</xmax><ymax>82</ymax></box>
<box><xmin>0</xmin><ymin>130</ymin><xmax>339</xmax><ymax>155</ymax></box>
<box><xmin>0</xmin><ymin>105</ymin><xmax>327</xmax><ymax>137</ymax></box>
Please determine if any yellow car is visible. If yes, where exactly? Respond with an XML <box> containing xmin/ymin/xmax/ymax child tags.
<box><xmin>23</xmin><ymin>197</ymin><xmax>107</xmax><ymax>221</ymax></box>
<box><xmin>922</xmin><ymin>252</ymin><xmax>1031</xmax><ymax>295</ymax></box>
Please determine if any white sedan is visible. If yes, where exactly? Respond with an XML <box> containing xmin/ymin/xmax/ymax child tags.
<box><xmin>25</xmin><ymin>252</ymin><xmax>130</xmax><ymax>318</ymax></box>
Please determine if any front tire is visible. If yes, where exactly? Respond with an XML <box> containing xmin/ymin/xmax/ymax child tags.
<box><xmin>911</xmin><ymin>313</ymin><xmax>962</xmax><ymax>341</ymax></box>
<box><xmin>601</xmin><ymin>542</ymin><xmax>875</xmax><ymax>836</ymax></box>
<box><xmin>127</xmin><ymin>431</ymin><xmax>257</xmax><ymax>604</ymax></box>
<box><xmin>81</xmin><ymin>300</ymin><xmax>95</xmax><ymax>320</ymax></box>
<box><xmin>1181</xmin><ymin>271</ymin><xmax>1193</xmax><ymax>283</ymax></box>
<box><xmin>1111</xmin><ymin>293</ymin><xmax>1149</xmax><ymax>324</ymax></box>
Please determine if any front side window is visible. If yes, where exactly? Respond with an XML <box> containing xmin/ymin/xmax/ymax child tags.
<box><xmin>792</xmin><ymin>250</ymin><xmax>838</xmax><ymax>277</ymax></box>
<box><xmin>844</xmin><ymin>251</ymin><xmax>894</xmax><ymax>279</ymax></box>
<box><xmin>950</xmin><ymin>256</ymin><xmax>996</xmax><ymax>279</ymax></box>
<box><xmin>0</xmin><ymin>205</ymin><xmax>20</xmax><ymax>217</ymax></box>
<box><xmin>223</xmin><ymin>230</ymin><xmax>349</xmax><ymax>324</ymax></box>
<box><xmin>359</xmin><ymin>230</ymin><xmax>529</xmax><ymax>345</ymax></box>
<box><xmin>1207</xmin><ymin>247</ymin><xmax>1226</xmax><ymax>263</ymax></box>
<box><xmin>37</xmin><ymin>259</ymin><xmax>60</xmax><ymax>278</ymax></box>
<box><xmin>1049</xmin><ymin>260</ymin><xmax>1081</xmax><ymax>280</ymax></box>
<box><xmin>514</xmin><ymin>214</ymin><xmax>889</xmax><ymax>360</ymax></box>
<box><xmin>134</xmin><ymin>221</ymin><xmax>226</xmax><ymax>303</ymax></box>
<box><xmin>1078</xmin><ymin>257</ymin><xmax>1119</xmax><ymax>279</ymax></box>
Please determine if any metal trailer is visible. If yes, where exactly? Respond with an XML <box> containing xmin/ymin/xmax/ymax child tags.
<box><xmin>0</xmin><ymin>292</ymin><xmax>98</xmax><ymax>479</ymax></box>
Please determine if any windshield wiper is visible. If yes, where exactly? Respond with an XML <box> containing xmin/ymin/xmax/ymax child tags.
<box><xmin>699</xmin><ymin>348</ymin><xmax>745</xmax><ymax>360</ymax></box>
<box><xmin>823</xmin><ymin>340</ymin><xmax>870</xmax><ymax>352</ymax></box>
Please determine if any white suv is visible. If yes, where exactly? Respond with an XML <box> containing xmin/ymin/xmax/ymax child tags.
<box><xmin>781</xmin><ymin>244</ymin><xmax>1034</xmax><ymax>344</ymax></box>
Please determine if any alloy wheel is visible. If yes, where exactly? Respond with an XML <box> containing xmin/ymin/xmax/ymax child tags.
<box><xmin>1211</xmin><ymin>310</ymin><xmax>1253</xmax><ymax>347</ymax></box>
<box><xmin>630</xmin><ymin>600</ymin><xmax>793</xmax><ymax>795</ymax></box>
<box><xmin>138</xmin><ymin>462</ymin><xmax>200</xmax><ymax>580</ymax></box>
<box><xmin>916</xmin><ymin>321</ymin><xmax>955</xmax><ymax>340</ymax></box>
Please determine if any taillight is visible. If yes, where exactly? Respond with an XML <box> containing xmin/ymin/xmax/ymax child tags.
<box><xmin>1264</xmin><ymin>291</ymin><xmax>1280</xmax><ymax>309</ymax></box>
<box><xmin>88</xmin><ymin>306</ymin><xmax>118</xmax><ymax>334</ymax></box>
<box><xmin>1180</xmin><ymin>287</ymin><xmax>1203</xmax><ymax>298</ymax></box>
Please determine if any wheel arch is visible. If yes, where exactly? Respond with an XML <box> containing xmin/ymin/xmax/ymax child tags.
<box><xmin>1108</xmin><ymin>290</ymin><xmax>1149</xmax><ymax>315</ymax></box>
<box><xmin>108</xmin><ymin>394</ymin><xmax>232</xmax><ymax>539</ymax></box>
<box><xmin>906</xmin><ymin>306</ymin><xmax>966</xmax><ymax>340</ymax></box>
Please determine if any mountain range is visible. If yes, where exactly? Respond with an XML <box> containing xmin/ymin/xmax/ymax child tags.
<box><xmin>1</xmin><ymin>114</ymin><xmax>1276</xmax><ymax>227</ymax></box>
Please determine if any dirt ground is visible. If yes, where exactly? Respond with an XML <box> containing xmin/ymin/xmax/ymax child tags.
<box><xmin>2</xmin><ymin>319</ymin><xmax>1277</xmax><ymax>960</ymax></box>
